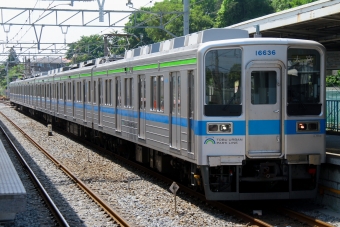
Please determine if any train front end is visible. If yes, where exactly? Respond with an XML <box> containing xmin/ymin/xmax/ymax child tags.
<box><xmin>197</xmin><ymin>38</ymin><xmax>326</xmax><ymax>200</ymax></box>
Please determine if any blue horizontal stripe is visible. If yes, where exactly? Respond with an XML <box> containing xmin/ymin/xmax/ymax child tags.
<box><xmin>14</xmin><ymin>97</ymin><xmax>325</xmax><ymax>136</ymax></box>
<box><xmin>248</xmin><ymin>120</ymin><xmax>280</xmax><ymax>135</ymax></box>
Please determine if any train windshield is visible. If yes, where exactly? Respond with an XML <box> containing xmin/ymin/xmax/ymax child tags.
<box><xmin>287</xmin><ymin>48</ymin><xmax>321</xmax><ymax>115</ymax></box>
<box><xmin>204</xmin><ymin>49</ymin><xmax>242</xmax><ymax>116</ymax></box>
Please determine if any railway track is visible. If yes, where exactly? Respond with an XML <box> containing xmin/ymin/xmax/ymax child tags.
<box><xmin>0</xmin><ymin>125</ymin><xmax>69</xmax><ymax>227</ymax></box>
<box><xmin>0</xmin><ymin>106</ymin><xmax>336</xmax><ymax>227</ymax></box>
<box><xmin>0</xmin><ymin>110</ymin><xmax>131</xmax><ymax>227</ymax></box>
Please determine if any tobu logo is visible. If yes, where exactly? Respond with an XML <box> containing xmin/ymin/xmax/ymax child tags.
<box><xmin>204</xmin><ymin>138</ymin><xmax>215</xmax><ymax>144</ymax></box>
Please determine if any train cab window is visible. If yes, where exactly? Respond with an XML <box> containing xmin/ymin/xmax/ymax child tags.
<box><xmin>287</xmin><ymin>48</ymin><xmax>321</xmax><ymax>115</ymax></box>
<box><xmin>151</xmin><ymin>76</ymin><xmax>164</xmax><ymax>112</ymax></box>
<box><xmin>204</xmin><ymin>48</ymin><xmax>242</xmax><ymax>116</ymax></box>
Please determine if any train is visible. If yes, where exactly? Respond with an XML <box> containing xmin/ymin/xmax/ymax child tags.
<box><xmin>9</xmin><ymin>28</ymin><xmax>326</xmax><ymax>200</ymax></box>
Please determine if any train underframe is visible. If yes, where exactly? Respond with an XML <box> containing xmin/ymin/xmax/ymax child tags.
<box><xmin>18</xmin><ymin>105</ymin><xmax>319</xmax><ymax>200</ymax></box>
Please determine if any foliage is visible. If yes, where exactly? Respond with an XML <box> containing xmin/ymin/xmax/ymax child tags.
<box><xmin>0</xmin><ymin>63</ymin><xmax>24</xmax><ymax>96</ymax></box>
<box><xmin>216</xmin><ymin>0</ymin><xmax>274</xmax><ymax>27</ymax></box>
<box><xmin>124</xmin><ymin>0</ymin><xmax>219</xmax><ymax>44</ymax></box>
<box><xmin>65</xmin><ymin>34</ymin><xmax>105</xmax><ymax>63</ymax></box>
<box><xmin>326</xmin><ymin>72</ymin><xmax>340</xmax><ymax>87</ymax></box>
<box><xmin>271</xmin><ymin>0</ymin><xmax>318</xmax><ymax>12</ymax></box>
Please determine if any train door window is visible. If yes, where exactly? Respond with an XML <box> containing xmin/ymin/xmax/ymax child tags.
<box><xmin>67</xmin><ymin>82</ymin><xmax>71</xmax><ymax>100</ymax></box>
<box><xmin>125</xmin><ymin>78</ymin><xmax>133</xmax><ymax>108</ymax></box>
<box><xmin>151</xmin><ymin>77</ymin><xmax>157</xmax><ymax>110</ymax></box>
<box><xmin>76</xmin><ymin>82</ymin><xmax>79</xmax><ymax>102</ymax></box>
<box><xmin>204</xmin><ymin>48</ymin><xmax>242</xmax><ymax>116</ymax></box>
<box><xmin>150</xmin><ymin>76</ymin><xmax>164</xmax><ymax>112</ymax></box>
<box><xmin>109</xmin><ymin>79</ymin><xmax>112</xmax><ymax>105</ymax></box>
<box><xmin>93</xmin><ymin>81</ymin><xmax>97</xmax><ymax>104</ymax></box>
<box><xmin>88</xmin><ymin>81</ymin><xmax>91</xmax><ymax>103</ymax></box>
<box><xmin>170</xmin><ymin>72</ymin><xmax>181</xmax><ymax>149</ymax></box>
<box><xmin>251</xmin><ymin>71</ymin><xmax>277</xmax><ymax>104</ymax></box>
<box><xmin>105</xmin><ymin>79</ymin><xmax>108</xmax><ymax>105</ymax></box>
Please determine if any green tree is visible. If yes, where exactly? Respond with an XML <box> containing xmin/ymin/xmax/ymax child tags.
<box><xmin>215</xmin><ymin>0</ymin><xmax>274</xmax><ymax>27</ymax></box>
<box><xmin>271</xmin><ymin>0</ymin><xmax>318</xmax><ymax>12</ymax></box>
<box><xmin>65</xmin><ymin>34</ymin><xmax>105</xmax><ymax>63</ymax></box>
<box><xmin>326</xmin><ymin>72</ymin><xmax>340</xmax><ymax>87</ymax></box>
<box><xmin>124</xmin><ymin>0</ymin><xmax>218</xmax><ymax>44</ymax></box>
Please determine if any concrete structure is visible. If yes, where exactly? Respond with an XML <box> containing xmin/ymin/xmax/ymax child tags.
<box><xmin>317</xmin><ymin>135</ymin><xmax>340</xmax><ymax>211</ymax></box>
<box><xmin>29</xmin><ymin>56</ymin><xmax>70</xmax><ymax>76</ymax></box>
<box><xmin>228</xmin><ymin>0</ymin><xmax>340</xmax><ymax>52</ymax></box>
<box><xmin>0</xmin><ymin>139</ymin><xmax>26</xmax><ymax>222</ymax></box>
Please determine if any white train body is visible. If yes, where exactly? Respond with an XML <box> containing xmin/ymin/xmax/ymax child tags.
<box><xmin>10</xmin><ymin>28</ymin><xmax>326</xmax><ymax>200</ymax></box>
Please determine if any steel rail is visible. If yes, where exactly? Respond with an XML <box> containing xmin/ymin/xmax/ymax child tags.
<box><xmin>74</xmin><ymin>132</ymin><xmax>273</xmax><ymax>227</ymax></box>
<box><xmin>0</xmin><ymin>125</ymin><xmax>69</xmax><ymax>227</ymax></box>
<box><xmin>277</xmin><ymin>207</ymin><xmax>335</xmax><ymax>227</ymax></box>
<box><xmin>0</xmin><ymin>111</ymin><xmax>131</xmax><ymax>227</ymax></box>
<box><xmin>3</xmin><ymin>105</ymin><xmax>335</xmax><ymax>227</ymax></box>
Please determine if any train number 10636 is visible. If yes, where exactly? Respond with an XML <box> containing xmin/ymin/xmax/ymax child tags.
<box><xmin>255</xmin><ymin>50</ymin><xmax>276</xmax><ymax>56</ymax></box>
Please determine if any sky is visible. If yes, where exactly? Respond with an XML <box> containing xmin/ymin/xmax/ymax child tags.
<box><xmin>0</xmin><ymin>0</ymin><xmax>163</xmax><ymax>61</ymax></box>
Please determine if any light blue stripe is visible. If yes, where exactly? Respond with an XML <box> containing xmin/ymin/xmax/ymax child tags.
<box><xmin>248</xmin><ymin>120</ymin><xmax>280</xmax><ymax>135</ymax></box>
<box><xmin>16</xmin><ymin>100</ymin><xmax>325</xmax><ymax>136</ymax></box>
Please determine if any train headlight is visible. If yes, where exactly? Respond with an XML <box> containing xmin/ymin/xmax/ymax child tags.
<box><xmin>220</xmin><ymin>124</ymin><xmax>230</xmax><ymax>132</ymax></box>
<box><xmin>207</xmin><ymin>122</ymin><xmax>233</xmax><ymax>134</ymax></box>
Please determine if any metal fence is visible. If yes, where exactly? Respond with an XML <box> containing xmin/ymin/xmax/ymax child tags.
<box><xmin>326</xmin><ymin>87</ymin><xmax>340</xmax><ymax>132</ymax></box>
<box><xmin>326</xmin><ymin>100</ymin><xmax>340</xmax><ymax>132</ymax></box>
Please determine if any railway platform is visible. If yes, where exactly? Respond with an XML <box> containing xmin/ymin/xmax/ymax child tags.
<box><xmin>318</xmin><ymin>134</ymin><xmax>340</xmax><ymax>212</ymax></box>
<box><xmin>0</xmin><ymin>139</ymin><xmax>26</xmax><ymax>222</ymax></box>
<box><xmin>326</xmin><ymin>134</ymin><xmax>340</xmax><ymax>154</ymax></box>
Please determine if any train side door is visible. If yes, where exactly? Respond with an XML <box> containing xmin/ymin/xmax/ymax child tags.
<box><xmin>188</xmin><ymin>71</ymin><xmax>195</xmax><ymax>157</ymax></box>
<box><xmin>246</xmin><ymin>62</ymin><xmax>283</xmax><ymax>158</ymax></box>
<box><xmin>83</xmin><ymin>79</ymin><xmax>86</xmax><ymax>121</ymax></box>
<box><xmin>98</xmin><ymin>78</ymin><xmax>102</xmax><ymax>125</ymax></box>
<box><xmin>63</xmin><ymin>82</ymin><xmax>66</xmax><ymax>115</ymax></box>
<box><xmin>72</xmin><ymin>81</ymin><xmax>75</xmax><ymax>118</ymax></box>
<box><xmin>138</xmin><ymin>75</ymin><xmax>146</xmax><ymax>139</ymax></box>
<box><xmin>115</xmin><ymin>77</ymin><xmax>121</xmax><ymax>131</ymax></box>
<box><xmin>170</xmin><ymin>72</ymin><xmax>181</xmax><ymax>150</ymax></box>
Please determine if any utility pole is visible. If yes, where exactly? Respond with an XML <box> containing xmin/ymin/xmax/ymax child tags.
<box><xmin>183</xmin><ymin>0</ymin><xmax>190</xmax><ymax>35</ymax></box>
<box><xmin>6</xmin><ymin>61</ymin><xmax>9</xmax><ymax>98</ymax></box>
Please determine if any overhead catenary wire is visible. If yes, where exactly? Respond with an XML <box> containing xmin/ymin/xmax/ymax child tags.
<box><xmin>1</xmin><ymin>0</ymin><xmax>56</xmax><ymax>62</ymax></box>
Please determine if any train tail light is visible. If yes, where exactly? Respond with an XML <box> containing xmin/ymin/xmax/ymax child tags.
<box><xmin>297</xmin><ymin>122</ymin><xmax>319</xmax><ymax>132</ymax></box>
<box><xmin>308</xmin><ymin>166</ymin><xmax>316</xmax><ymax>176</ymax></box>
<box><xmin>298</xmin><ymin>123</ymin><xmax>307</xmax><ymax>131</ymax></box>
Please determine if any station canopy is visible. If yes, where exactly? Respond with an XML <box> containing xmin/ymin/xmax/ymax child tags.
<box><xmin>228</xmin><ymin>0</ymin><xmax>340</xmax><ymax>52</ymax></box>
